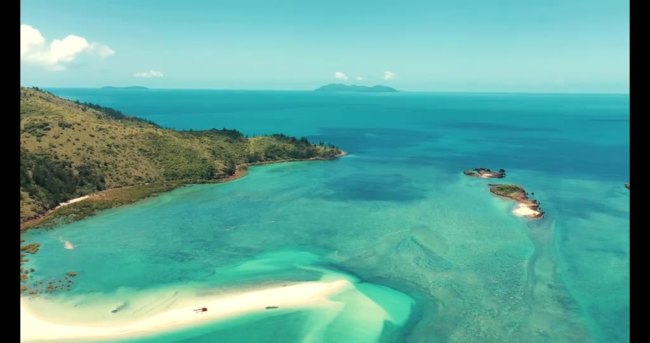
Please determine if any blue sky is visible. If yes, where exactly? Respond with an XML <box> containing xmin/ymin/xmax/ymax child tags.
<box><xmin>20</xmin><ymin>0</ymin><xmax>629</xmax><ymax>93</ymax></box>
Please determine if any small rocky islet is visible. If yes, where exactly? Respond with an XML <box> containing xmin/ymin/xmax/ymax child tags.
<box><xmin>463</xmin><ymin>167</ymin><xmax>506</xmax><ymax>178</ymax></box>
<box><xmin>464</xmin><ymin>167</ymin><xmax>544</xmax><ymax>219</ymax></box>
<box><xmin>488</xmin><ymin>184</ymin><xmax>544</xmax><ymax>219</ymax></box>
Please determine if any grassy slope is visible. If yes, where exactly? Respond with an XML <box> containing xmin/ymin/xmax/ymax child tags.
<box><xmin>20</xmin><ymin>87</ymin><xmax>342</xmax><ymax>224</ymax></box>
<box><xmin>490</xmin><ymin>184</ymin><xmax>524</xmax><ymax>197</ymax></box>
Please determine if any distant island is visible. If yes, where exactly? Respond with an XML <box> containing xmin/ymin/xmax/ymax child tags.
<box><xmin>20</xmin><ymin>87</ymin><xmax>344</xmax><ymax>230</ymax></box>
<box><xmin>315</xmin><ymin>83</ymin><xmax>398</xmax><ymax>93</ymax></box>
<box><xmin>101</xmin><ymin>86</ymin><xmax>149</xmax><ymax>89</ymax></box>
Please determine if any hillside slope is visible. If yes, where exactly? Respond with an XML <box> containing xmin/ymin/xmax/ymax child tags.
<box><xmin>20</xmin><ymin>87</ymin><xmax>342</xmax><ymax>222</ymax></box>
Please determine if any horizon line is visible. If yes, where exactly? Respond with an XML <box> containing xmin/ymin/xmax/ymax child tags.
<box><xmin>27</xmin><ymin>85</ymin><xmax>630</xmax><ymax>96</ymax></box>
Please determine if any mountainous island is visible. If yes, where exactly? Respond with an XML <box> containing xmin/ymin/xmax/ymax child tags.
<box><xmin>315</xmin><ymin>83</ymin><xmax>398</xmax><ymax>92</ymax></box>
<box><xmin>20</xmin><ymin>87</ymin><xmax>344</xmax><ymax>229</ymax></box>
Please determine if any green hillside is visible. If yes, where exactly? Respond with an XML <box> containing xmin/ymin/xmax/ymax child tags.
<box><xmin>20</xmin><ymin>87</ymin><xmax>343</xmax><ymax>225</ymax></box>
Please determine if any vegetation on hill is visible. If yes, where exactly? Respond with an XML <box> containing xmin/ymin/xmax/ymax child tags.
<box><xmin>20</xmin><ymin>87</ymin><xmax>343</xmax><ymax>226</ymax></box>
<box><xmin>490</xmin><ymin>184</ymin><xmax>524</xmax><ymax>197</ymax></box>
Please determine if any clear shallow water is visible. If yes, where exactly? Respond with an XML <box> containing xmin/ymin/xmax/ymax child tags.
<box><xmin>24</xmin><ymin>89</ymin><xmax>629</xmax><ymax>342</ymax></box>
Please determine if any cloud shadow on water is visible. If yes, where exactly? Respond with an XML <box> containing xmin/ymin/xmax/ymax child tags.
<box><xmin>316</xmin><ymin>173</ymin><xmax>428</xmax><ymax>202</ymax></box>
<box><xmin>308</xmin><ymin>127</ymin><xmax>439</xmax><ymax>154</ymax></box>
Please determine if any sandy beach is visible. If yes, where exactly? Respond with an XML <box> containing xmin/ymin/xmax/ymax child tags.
<box><xmin>21</xmin><ymin>279</ymin><xmax>354</xmax><ymax>342</ymax></box>
<box><xmin>56</xmin><ymin>195</ymin><xmax>91</xmax><ymax>209</ymax></box>
<box><xmin>512</xmin><ymin>203</ymin><xmax>541</xmax><ymax>217</ymax></box>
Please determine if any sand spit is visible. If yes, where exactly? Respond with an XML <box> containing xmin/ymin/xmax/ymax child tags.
<box><xmin>21</xmin><ymin>279</ymin><xmax>353</xmax><ymax>342</ymax></box>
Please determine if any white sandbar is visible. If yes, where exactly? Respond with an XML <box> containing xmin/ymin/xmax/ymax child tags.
<box><xmin>21</xmin><ymin>279</ymin><xmax>353</xmax><ymax>342</ymax></box>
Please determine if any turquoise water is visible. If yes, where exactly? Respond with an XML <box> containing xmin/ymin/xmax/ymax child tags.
<box><xmin>23</xmin><ymin>89</ymin><xmax>629</xmax><ymax>342</ymax></box>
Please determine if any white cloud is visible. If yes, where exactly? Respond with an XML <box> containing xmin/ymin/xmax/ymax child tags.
<box><xmin>356</xmin><ymin>76</ymin><xmax>364</xmax><ymax>81</ymax></box>
<box><xmin>383</xmin><ymin>71</ymin><xmax>396</xmax><ymax>80</ymax></box>
<box><xmin>21</xmin><ymin>24</ymin><xmax>115</xmax><ymax>70</ymax></box>
<box><xmin>134</xmin><ymin>70</ymin><xmax>164</xmax><ymax>78</ymax></box>
<box><xmin>334</xmin><ymin>72</ymin><xmax>349</xmax><ymax>81</ymax></box>
<box><xmin>88</xmin><ymin>42</ymin><xmax>116</xmax><ymax>58</ymax></box>
<box><xmin>21</xmin><ymin>24</ymin><xmax>45</xmax><ymax>57</ymax></box>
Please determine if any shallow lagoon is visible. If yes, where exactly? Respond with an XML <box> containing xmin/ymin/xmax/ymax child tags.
<box><xmin>23</xmin><ymin>90</ymin><xmax>629</xmax><ymax>342</ymax></box>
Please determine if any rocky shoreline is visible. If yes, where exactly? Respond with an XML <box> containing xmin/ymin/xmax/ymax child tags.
<box><xmin>21</xmin><ymin>151</ymin><xmax>347</xmax><ymax>232</ymax></box>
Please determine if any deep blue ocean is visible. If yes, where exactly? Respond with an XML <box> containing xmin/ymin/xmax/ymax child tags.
<box><xmin>23</xmin><ymin>88</ymin><xmax>629</xmax><ymax>342</ymax></box>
